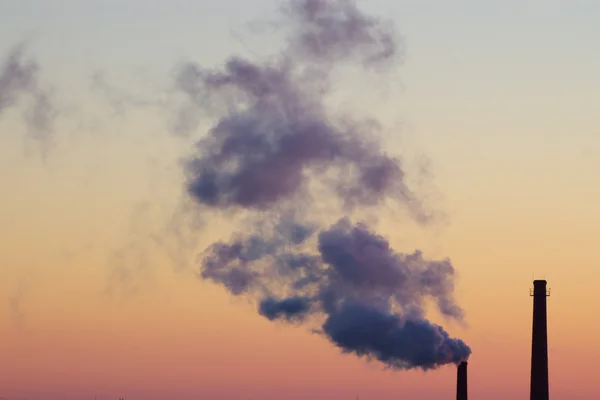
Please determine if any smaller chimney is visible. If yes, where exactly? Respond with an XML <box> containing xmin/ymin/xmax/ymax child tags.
<box><xmin>457</xmin><ymin>361</ymin><xmax>468</xmax><ymax>400</ymax></box>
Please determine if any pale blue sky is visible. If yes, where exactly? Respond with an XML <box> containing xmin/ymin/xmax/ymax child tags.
<box><xmin>2</xmin><ymin>0</ymin><xmax>599</xmax><ymax>77</ymax></box>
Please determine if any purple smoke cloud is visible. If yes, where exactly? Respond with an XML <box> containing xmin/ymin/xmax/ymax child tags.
<box><xmin>174</xmin><ymin>0</ymin><xmax>425</xmax><ymax>220</ymax></box>
<box><xmin>0</xmin><ymin>43</ymin><xmax>55</xmax><ymax>151</ymax></box>
<box><xmin>176</xmin><ymin>0</ymin><xmax>470</xmax><ymax>371</ymax></box>
<box><xmin>199</xmin><ymin>217</ymin><xmax>470</xmax><ymax>370</ymax></box>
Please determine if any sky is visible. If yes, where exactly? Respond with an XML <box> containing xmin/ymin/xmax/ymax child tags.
<box><xmin>1</xmin><ymin>0</ymin><xmax>600</xmax><ymax>399</ymax></box>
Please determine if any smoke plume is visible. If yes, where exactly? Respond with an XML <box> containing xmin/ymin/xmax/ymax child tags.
<box><xmin>176</xmin><ymin>0</ymin><xmax>470</xmax><ymax>370</ymax></box>
<box><xmin>174</xmin><ymin>0</ymin><xmax>426</xmax><ymax>220</ymax></box>
<box><xmin>201</xmin><ymin>217</ymin><xmax>470</xmax><ymax>370</ymax></box>
<box><xmin>0</xmin><ymin>43</ymin><xmax>56</xmax><ymax>152</ymax></box>
<box><xmin>9</xmin><ymin>281</ymin><xmax>27</xmax><ymax>329</ymax></box>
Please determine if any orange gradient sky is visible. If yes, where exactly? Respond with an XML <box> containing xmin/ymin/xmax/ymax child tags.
<box><xmin>1</xmin><ymin>1</ymin><xmax>600</xmax><ymax>399</ymax></box>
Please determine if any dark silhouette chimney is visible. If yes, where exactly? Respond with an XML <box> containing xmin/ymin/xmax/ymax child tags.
<box><xmin>457</xmin><ymin>361</ymin><xmax>468</xmax><ymax>400</ymax></box>
<box><xmin>530</xmin><ymin>279</ymin><xmax>550</xmax><ymax>400</ymax></box>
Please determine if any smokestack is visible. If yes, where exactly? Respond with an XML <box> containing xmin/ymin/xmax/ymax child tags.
<box><xmin>530</xmin><ymin>280</ymin><xmax>549</xmax><ymax>400</ymax></box>
<box><xmin>456</xmin><ymin>361</ymin><xmax>468</xmax><ymax>400</ymax></box>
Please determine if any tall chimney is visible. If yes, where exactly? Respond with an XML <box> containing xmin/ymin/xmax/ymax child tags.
<box><xmin>530</xmin><ymin>280</ymin><xmax>550</xmax><ymax>400</ymax></box>
<box><xmin>456</xmin><ymin>361</ymin><xmax>468</xmax><ymax>400</ymax></box>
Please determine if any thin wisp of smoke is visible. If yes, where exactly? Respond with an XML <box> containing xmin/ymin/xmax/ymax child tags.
<box><xmin>0</xmin><ymin>43</ymin><xmax>55</xmax><ymax>152</ymax></box>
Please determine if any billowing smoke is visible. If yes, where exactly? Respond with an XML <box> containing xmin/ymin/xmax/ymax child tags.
<box><xmin>174</xmin><ymin>0</ymin><xmax>425</xmax><ymax>220</ymax></box>
<box><xmin>201</xmin><ymin>217</ymin><xmax>470</xmax><ymax>370</ymax></box>
<box><xmin>0</xmin><ymin>43</ymin><xmax>55</xmax><ymax>151</ymax></box>
<box><xmin>176</xmin><ymin>0</ymin><xmax>470</xmax><ymax>370</ymax></box>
